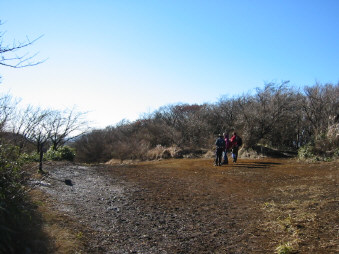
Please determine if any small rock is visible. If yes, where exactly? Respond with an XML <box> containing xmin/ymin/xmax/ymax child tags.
<box><xmin>64</xmin><ymin>179</ymin><xmax>73</xmax><ymax>186</ymax></box>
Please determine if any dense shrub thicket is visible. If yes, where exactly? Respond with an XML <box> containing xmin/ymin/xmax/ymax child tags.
<box><xmin>73</xmin><ymin>82</ymin><xmax>339</xmax><ymax>163</ymax></box>
<box><xmin>0</xmin><ymin>142</ymin><xmax>27</xmax><ymax>253</ymax></box>
<box><xmin>0</xmin><ymin>140</ymin><xmax>54</xmax><ymax>253</ymax></box>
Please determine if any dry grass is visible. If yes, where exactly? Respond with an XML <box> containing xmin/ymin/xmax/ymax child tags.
<box><xmin>260</xmin><ymin>168</ymin><xmax>339</xmax><ymax>253</ymax></box>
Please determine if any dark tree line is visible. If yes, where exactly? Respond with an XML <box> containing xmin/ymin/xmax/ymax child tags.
<box><xmin>74</xmin><ymin>82</ymin><xmax>339</xmax><ymax>163</ymax></box>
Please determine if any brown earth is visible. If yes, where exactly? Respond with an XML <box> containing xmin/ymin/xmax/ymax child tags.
<box><xmin>28</xmin><ymin>158</ymin><xmax>338</xmax><ymax>253</ymax></box>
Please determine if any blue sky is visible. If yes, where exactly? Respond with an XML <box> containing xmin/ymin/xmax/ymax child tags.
<box><xmin>1</xmin><ymin>0</ymin><xmax>339</xmax><ymax>128</ymax></box>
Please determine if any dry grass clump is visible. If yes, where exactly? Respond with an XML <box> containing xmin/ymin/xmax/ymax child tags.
<box><xmin>145</xmin><ymin>145</ymin><xmax>209</xmax><ymax>160</ymax></box>
<box><xmin>146</xmin><ymin>145</ymin><xmax>181</xmax><ymax>160</ymax></box>
<box><xmin>275</xmin><ymin>241</ymin><xmax>295</xmax><ymax>254</ymax></box>
<box><xmin>106</xmin><ymin>158</ymin><xmax>136</xmax><ymax>165</ymax></box>
<box><xmin>239</xmin><ymin>147</ymin><xmax>262</xmax><ymax>159</ymax></box>
<box><xmin>260</xmin><ymin>182</ymin><xmax>338</xmax><ymax>253</ymax></box>
<box><xmin>203</xmin><ymin>150</ymin><xmax>215</xmax><ymax>158</ymax></box>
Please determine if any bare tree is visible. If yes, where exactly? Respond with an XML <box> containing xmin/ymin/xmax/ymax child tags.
<box><xmin>46</xmin><ymin>107</ymin><xmax>88</xmax><ymax>150</ymax></box>
<box><xmin>9</xmin><ymin>105</ymin><xmax>43</xmax><ymax>152</ymax></box>
<box><xmin>211</xmin><ymin>97</ymin><xmax>241</xmax><ymax>136</ymax></box>
<box><xmin>154</xmin><ymin>104</ymin><xmax>209</xmax><ymax>148</ymax></box>
<box><xmin>302</xmin><ymin>83</ymin><xmax>339</xmax><ymax>137</ymax></box>
<box><xmin>9</xmin><ymin>106</ymin><xmax>51</xmax><ymax>171</ymax></box>
<box><xmin>27</xmin><ymin>109</ymin><xmax>51</xmax><ymax>172</ymax></box>
<box><xmin>237</xmin><ymin>82</ymin><xmax>298</xmax><ymax>148</ymax></box>
<box><xmin>0</xmin><ymin>94</ymin><xmax>16</xmax><ymax>133</ymax></box>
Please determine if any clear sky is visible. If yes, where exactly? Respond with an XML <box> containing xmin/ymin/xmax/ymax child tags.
<box><xmin>1</xmin><ymin>0</ymin><xmax>339</xmax><ymax>128</ymax></box>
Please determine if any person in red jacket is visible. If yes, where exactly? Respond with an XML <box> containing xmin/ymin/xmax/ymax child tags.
<box><xmin>223</xmin><ymin>132</ymin><xmax>230</xmax><ymax>164</ymax></box>
<box><xmin>230</xmin><ymin>132</ymin><xmax>239</xmax><ymax>163</ymax></box>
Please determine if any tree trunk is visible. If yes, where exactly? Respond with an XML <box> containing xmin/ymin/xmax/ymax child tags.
<box><xmin>38</xmin><ymin>143</ymin><xmax>44</xmax><ymax>173</ymax></box>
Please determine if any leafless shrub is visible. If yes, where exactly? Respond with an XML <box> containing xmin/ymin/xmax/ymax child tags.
<box><xmin>71</xmin><ymin>82</ymin><xmax>339</xmax><ymax>163</ymax></box>
<box><xmin>73</xmin><ymin>129</ymin><xmax>111</xmax><ymax>163</ymax></box>
<box><xmin>46</xmin><ymin>107</ymin><xmax>88</xmax><ymax>151</ymax></box>
<box><xmin>302</xmin><ymin>83</ymin><xmax>339</xmax><ymax>137</ymax></box>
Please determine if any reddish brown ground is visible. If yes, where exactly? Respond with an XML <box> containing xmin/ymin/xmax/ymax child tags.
<box><xmin>30</xmin><ymin>158</ymin><xmax>338</xmax><ymax>253</ymax></box>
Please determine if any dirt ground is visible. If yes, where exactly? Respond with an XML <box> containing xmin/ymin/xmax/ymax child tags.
<box><xmin>29</xmin><ymin>158</ymin><xmax>338</xmax><ymax>253</ymax></box>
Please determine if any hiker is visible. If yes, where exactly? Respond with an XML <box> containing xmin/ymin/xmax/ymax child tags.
<box><xmin>215</xmin><ymin>134</ymin><xmax>225</xmax><ymax>166</ymax></box>
<box><xmin>223</xmin><ymin>132</ymin><xmax>230</xmax><ymax>164</ymax></box>
<box><xmin>230</xmin><ymin>132</ymin><xmax>242</xmax><ymax>163</ymax></box>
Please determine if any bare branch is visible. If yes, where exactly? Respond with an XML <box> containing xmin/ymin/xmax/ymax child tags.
<box><xmin>0</xmin><ymin>21</ymin><xmax>45</xmax><ymax>70</ymax></box>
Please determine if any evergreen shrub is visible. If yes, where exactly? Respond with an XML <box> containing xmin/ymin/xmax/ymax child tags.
<box><xmin>0</xmin><ymin>143</ymin><xmax>26</xmax><ymax>253</ymax></box>
<box><xmin>46</xmin><ymin>146</ymin><xmax>75</xmax><ymax>161</ymax></box>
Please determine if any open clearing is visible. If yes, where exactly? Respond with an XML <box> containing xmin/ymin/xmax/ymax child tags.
<box><xmin>29</xmin><ymin>158</ymin><xmax>338</xmax><ymax>253</ymax></box>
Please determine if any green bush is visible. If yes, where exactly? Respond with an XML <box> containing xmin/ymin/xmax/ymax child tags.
<box><xmin>19</xmin><ymin>146</ymin><xmax>76</xmax><ymax>162</ymax></box>
<box><xmin>298</xmin><ymin>140</ymin><xmax>339</xmax><ymax>161</ymax></box>
<box><xmin>334</xmin><ymin>148</ymin><xmax>339</xmax><ymax>158</ymax></box>
<box><xmin>20</xmin><ymin>152</ymin><xmax>40</xmax><ymax>162</ymax></box>
<box><xmin>0</xmin><ymin>143</ymin><xmax>26</xmax><ymax>253</ymax></box>
<box><xmin>298</xmin><ymin>144</ymin><xmax>316</xmax><ymax>160</ymax></box>
<box><xmin>46</xmin><ymin>146</ymin><xmax>75</xmax><ymax>161</ymax></box>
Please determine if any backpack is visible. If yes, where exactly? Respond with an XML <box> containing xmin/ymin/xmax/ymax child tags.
<box><xmin>236</xmin><ymin>136</ymin><xmax>243</xmax><ymax>147</ymax></box>
<box><xmin>216</xmin><ymin>138</ymin><xmax>225</xmax><ymax>148</ymax></box>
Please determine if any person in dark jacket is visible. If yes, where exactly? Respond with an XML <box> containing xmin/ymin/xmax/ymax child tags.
<box><xmin>215</xmin><ymin>134</ymin><xmax>225</xmax><ymax>166</ymax></box>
